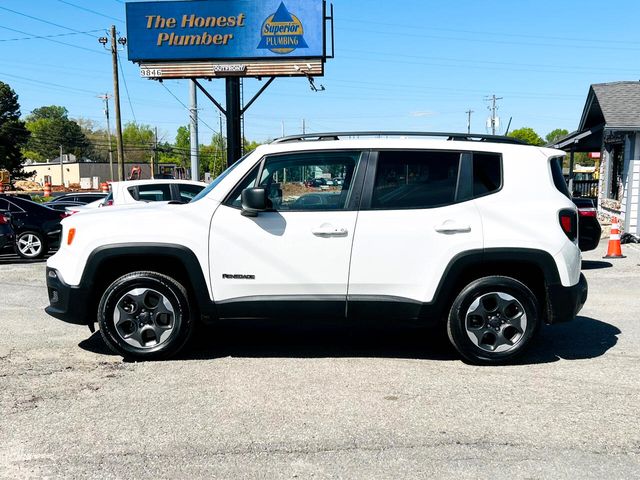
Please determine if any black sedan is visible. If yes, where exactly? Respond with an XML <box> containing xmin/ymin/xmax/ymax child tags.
<box><xmin>573</xmin><ymin>197</ymin><xmax>602</xmax><ymax>252</ymax></box>
<box><xmin>45</xmin><ymin>192</ymin><xmax>107</xmax><ymax>212</ymax></box>
<box><xmin>0</xmin><ymin>194</ymin><xmax>65</xmax><ymax>259</ymax></box>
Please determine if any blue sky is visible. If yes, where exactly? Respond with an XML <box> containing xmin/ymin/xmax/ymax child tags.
<box><xmin>1</xmin><ymin>0</ymin><xmax>639</xmax><ymax>144</ymax></box>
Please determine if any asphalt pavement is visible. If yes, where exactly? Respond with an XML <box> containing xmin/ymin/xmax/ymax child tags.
<box><xmin>1</xmin><ymin>242</ymin><xmax>639</xmax><ymax>479</ymax></box>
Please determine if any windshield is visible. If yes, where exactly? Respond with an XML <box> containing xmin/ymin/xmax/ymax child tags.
<box><xmin>191</xmin><ymin>152</ymin><xmax>253</xmax><ymax>203</ymax></box>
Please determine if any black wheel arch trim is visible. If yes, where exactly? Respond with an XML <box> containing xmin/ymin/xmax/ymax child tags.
<box><xmin>81</xmin><ymin>243</ymin><xmax>215</xmax><ymax>319</ymax></box>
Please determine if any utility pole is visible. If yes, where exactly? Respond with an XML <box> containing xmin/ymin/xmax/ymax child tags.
<box><xmin>59</xmin><ymin>145</ymin><xmax>64</xmax><ymax>187</ymax></box>
<box><xmin>465</xmin><ymin>109</ymin><xmax>474</xmax><ymax>134</ymax></box>
<box><xmin>151</xmin><ymin>126</ymin><xmax>158</xmax><ymax>179</ymax></box>
<box><xmin>189</xmin><ymin>80</ymin><xmax>199</xmax><ymax>181</ymax></box>
<box><xmin>485</xmin><ymin>94</ymin><xmax>503</xmax><ymax>135</ymax></box>
<box><xmin>302</xmin><ymin>118</ymin><xmax>306</xmax><ymax>134</ymax></box>
<box><xmin>103</xmin><ymin>26</ymin><xmax>126</xmax><ymax>181</ymax></box>
<box><xmin>281</xmin><ymin>120</ymin><xmax>285</xmax><ymax>138</ymax></box>
<box><xmin>98</xmin><ymin>93</ymin><xmax>115</xmax><ymax>181</ymax></box>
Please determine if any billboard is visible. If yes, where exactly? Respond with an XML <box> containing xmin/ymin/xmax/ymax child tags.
<box><xmin>126</xmin><ymin>0</ymin><xmax>326</xmax><ymax>63</ymax></box>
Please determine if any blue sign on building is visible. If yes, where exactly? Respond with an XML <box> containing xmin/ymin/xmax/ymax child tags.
<box><xmin>126</xmin><ymin>0</ymin><xmax>325</xmax><ymax>62</ymax></box>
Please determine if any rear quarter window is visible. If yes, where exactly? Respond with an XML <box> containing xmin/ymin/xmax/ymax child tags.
<box><xmin>550</xmin><ymin>157</ymin><xmax>571</xmax><ymax>198</ymax></box>
<box><xmin>473</xmin><ymin>153</ymin><xmax>502</xmax><ymax>197</ymax></box>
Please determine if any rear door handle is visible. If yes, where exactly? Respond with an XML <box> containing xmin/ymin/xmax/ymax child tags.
<box><xmin>434</xmin><ymin>220</ymin><xmax>471</xmax><ymax>234</ymax></box>
<box><xmin>311</xmin><ymin>224</ymin><xmax>348</xmax><ymax>237</ymax></box>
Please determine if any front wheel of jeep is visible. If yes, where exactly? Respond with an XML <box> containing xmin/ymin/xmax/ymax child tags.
<box><xmin>97</xmin><ymin>271</ymin><xmax>193</xmax><ymax>360</ymax></box>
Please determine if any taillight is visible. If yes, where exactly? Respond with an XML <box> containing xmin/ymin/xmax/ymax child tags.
<box><xmin>60</xmin><ymin>212</ymin><xmax>70</xmax><ymax>219</ymax></box>
<box><xmin>0</xmin><ymin>215</ymin><xmax>8</xmax><ymax>225</ymax></box>
<box><xmin>104</xmin><ymin>200</ymin><xmax>113</xmax><ymax>207</ymax></box>
<box><xmin>577</xmin><ymin>207</ymin><xmax>597</xmax><ymax>217</ymax></box>
<box><xmin>559</xmin><ymin>209</ymin><xmax>578</xmax><ymax>241</ymax></box>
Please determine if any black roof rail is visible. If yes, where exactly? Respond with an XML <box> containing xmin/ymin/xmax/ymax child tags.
<box><xmin>271</xmin><ymin>131</ymin><xmax>527</xmax><ymax>145</ymax></box>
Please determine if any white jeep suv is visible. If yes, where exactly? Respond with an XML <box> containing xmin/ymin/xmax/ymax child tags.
<box><xmin>45</xmin><ymin>132</ymin><xmax>587</xmax><ymax>364</ymax></box>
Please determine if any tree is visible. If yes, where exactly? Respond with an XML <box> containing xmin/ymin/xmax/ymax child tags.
<box><xmin>0</xmin><ymin>82</ymin><xmax>31</xmax><ymax>179</ymax></box>
<box><xmin>545</xmin><ymin>128</ymin><xmax>569</xmax><ymax>145</ymax></box>
<box><xmin>174</xmin><ymin>126</ymin><xmax>191</xmax><ymax>167</ymax></box>
<box><xmin>122</xmin><ymin>122</ymin><xmax>154</xmax><ymax>163</ymax></box>
<box><xmin>25</xmin><ymin>105</ymin><xmax>90</xmax><ymax>161</ymax></box>
<box><xmin>508</xmin><ymin>127</ymin><xmax>545</xmax><ymax>146</ymax></box>
<box><xmin>77</xmin><ymin>117</ymin><xmax>109</xmax><ymax>162</ymax></box>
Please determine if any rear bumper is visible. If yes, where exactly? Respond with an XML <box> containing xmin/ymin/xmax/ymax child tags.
<box><xmin>546</xmin><ymin>273</ymin><xmax>588</xmax><ymax>324</ymax></box>
<box><xmin>45</xmin><ymin>267</ymin><xmax>91</xmax><ymax>326</ymax></box>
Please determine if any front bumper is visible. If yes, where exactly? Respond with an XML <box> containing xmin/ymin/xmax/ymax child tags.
<box><xmin>546</xmin><ymin>273</ymin><xmax>588</xmax><ymax>324</ymax></box>
<box><xmin>45</xmin><ymin>267</ymin><xmax>91</xmax><ymax>326</ymax></box>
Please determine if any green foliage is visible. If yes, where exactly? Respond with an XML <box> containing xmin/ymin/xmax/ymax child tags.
<box><xmin>77</xmin><ymin>117</ymin><xmax>110</xmax><ymax>162</ymax></box>
<box><xmin>25</xmin><ymin>105</ymin><xmax>90</xmax><ymax>161</ymax></box>
<box><xmin>122</xmin><ymin>122</ymin><xmax>155</xmax><ymax>163</ymax></box>
<box><xmin>508</xmin><ymin>127</ymin><xmax>545</xmax><ymax>146</ymax></box>
<box><xmin>545</xmin><ymin>128</ymin><xmax>569</xmax><ymax>145</ymax></box>
<box><xmin>0</xmin><ymin>81</ymin><xmax>31</xmax><ymax>179</ymax></box>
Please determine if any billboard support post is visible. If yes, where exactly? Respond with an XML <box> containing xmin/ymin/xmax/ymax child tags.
<box><xmin>226</xmin><ymin>78</ymin><xmax>242</xmax><ymax>167</ymax></box>
<box><xmin>189</xmin><ymin>80</ymin><xmax>199</xmax><ymax>180</ymax></box>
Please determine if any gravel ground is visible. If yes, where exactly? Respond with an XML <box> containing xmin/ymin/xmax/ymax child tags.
<box><xmin>0</xmin><ymin>242</ymin><xmax>639</xmax><ymax>479</ymax></box>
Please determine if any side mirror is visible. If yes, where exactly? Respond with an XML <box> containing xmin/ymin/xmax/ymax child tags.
<box><xmin>241</xmin><ymin>187</ymin><xmax>268</xmax><ymax>217</ymax></box>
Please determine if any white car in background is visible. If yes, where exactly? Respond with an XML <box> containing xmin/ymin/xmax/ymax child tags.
<box><xmin>66</xmin><ymin>180</ymin><xmax>207</xmax><ymax>214</ymax></box>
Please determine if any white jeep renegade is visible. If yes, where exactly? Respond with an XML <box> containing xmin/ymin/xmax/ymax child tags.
<box><xmin>45</xmin><ymin>132</ymin><xmax>587</xmax><ymax>364</ymax></box>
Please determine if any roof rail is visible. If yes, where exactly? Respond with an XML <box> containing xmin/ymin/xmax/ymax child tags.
<box><xmin>271</xmin><ymin>131</ymin><xmax>526</xmax><ymax>145</ymax></box>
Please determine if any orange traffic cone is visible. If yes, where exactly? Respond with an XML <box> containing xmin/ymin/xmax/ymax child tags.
<box><xmin>604</xmin><ymin>216</ymin><xmax>626</xmax><ymax>258</ymax></box>
<box><xmin>43</xmin><ymin>182</ymin><xmax>52</xmax><ymax>197</ymax></box>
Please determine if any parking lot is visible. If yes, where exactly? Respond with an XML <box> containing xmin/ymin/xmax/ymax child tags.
<box><xmin>1</xmin><ymin>242</ymin><xmax>639</xmax><ymax>479</ymax></box>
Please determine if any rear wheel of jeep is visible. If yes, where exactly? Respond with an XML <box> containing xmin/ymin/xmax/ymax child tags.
<box><xmin>97</xmin><ymin>271</ymin><xmax>193</xmax><ymax>360</ymax></box>
<box><xmin>447</xmin><ymin>276</ymin><xmax>540</xmax><ymax>365</ymax></box>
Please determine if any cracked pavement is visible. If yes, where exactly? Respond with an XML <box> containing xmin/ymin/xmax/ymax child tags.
<box><xmin>1</xmin><ymin>243</ymin><xmax>639</xmax><ymax>479</ymax></box>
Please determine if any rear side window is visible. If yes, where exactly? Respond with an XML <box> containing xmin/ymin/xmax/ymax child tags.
<box><xmin>473</xmin><ymin>153</ymin><xmax>502</xmax><ymax>197</ymax></box>
<box><xmin>371</xmin><ymin>150</ymin><xmax>460</xmax><ymax>209</ymax></box>
<box><xmin>550</xmin><ymin>157</ymin><xmax>570</xmax><ymax>199</ymax></box>
<box><xmin>131</xmin><ymin>184</ymin><xmax>172</xmax><ymax>202</ymax></box>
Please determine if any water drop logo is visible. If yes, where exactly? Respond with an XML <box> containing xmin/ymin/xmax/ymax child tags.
<box><xmin>258</xmin><ymin>2</ymin><xmax>309</xmax><ymax>54</ymax></box>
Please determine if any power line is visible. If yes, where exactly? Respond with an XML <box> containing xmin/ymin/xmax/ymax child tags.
<box><xmin>0</xmin><ymin>6</ymin><xmax>100</xmax><ymax>39</ymax></box>
<box><xmin>0</xmin><ymin>25</ymin><xmax>105</xmax><ymax>55</ymax></box>
<box><xmin>160</xmin><ymin>83</ymin><xmax>217</xmax><ymax>133</ymax></box>
<box><xmin>0</xmin><ymin>72</ymin><xmax>99</xmax><ymax>95</ymax></box>
<box><xmin>0</xmin><ymin>29</ymin><xmax>103</xmax><ymax>42</ymax></box>
<box><xmin>341</xmin><ymin>18</ymin><xmax>640</xmax><ymax>46</ymax></box>
<box><xmin>117</xmin><ymin>52</ymin><xmax>137</xmax><ymax>123</ymax></box>
<box><xmin>55</xmin><ymin>0</ymin><xmax>124</xmax><ymax>23</ymax></box>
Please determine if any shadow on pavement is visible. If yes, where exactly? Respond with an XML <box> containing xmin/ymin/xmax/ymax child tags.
<box><xmin>518</xmin><ymin>316</ymin><xmax>620</xmax><ymax>364</ymax></box>
<box><xmin>79</xmin><ymin>315</ymin><xmax>620</xmax><ymax>365</ymax></box>
<box><xmin>0</xmin><ymin>252</ymin><xmax>53</xmax><ymax>265</ymax></box>
<box><xmin>582</xmin><ymin>260</ymin><xmax>613</xmax><ymax>270</ymax></box>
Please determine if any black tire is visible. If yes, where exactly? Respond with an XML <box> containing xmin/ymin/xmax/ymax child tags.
<box><xmin>15</xmin><ymin>230</ymin><xmax>48</xmax><ymax>259</ymax></box>
<box><xmin>97</xmin><ymin>271</ymin><xmax>194</xmax><ymax>360</ymax></box>
<box><xmin>447</xmin><ymin>276</ymin><xmax>540</xmax><ymax>365</ymax></box>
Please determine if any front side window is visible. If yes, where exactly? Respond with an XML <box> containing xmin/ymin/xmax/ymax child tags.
<box><xmin>371</xmin><ymin>150</ymin><xmax>461</xmax><ymax>209</ymax></box>
<box><xmin>258</xmin><ymin>151</ymin><xmax>362</xmax><ymax>211</ymax></box>
<box><xmin>226</xmin><ymin>151</ymin><xmax>363</xmax><ymax>211</ymax></box>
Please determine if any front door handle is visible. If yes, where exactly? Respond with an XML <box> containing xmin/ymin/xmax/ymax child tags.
<box><xmin>434</xmin><ymin>220</ymin><xmax>471</xmax><ymax>234</ymax></box>
<box><xmin>311</xmin><ymin>224</ymin><xmax>348</xmax><ymax>237</ymax></box>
